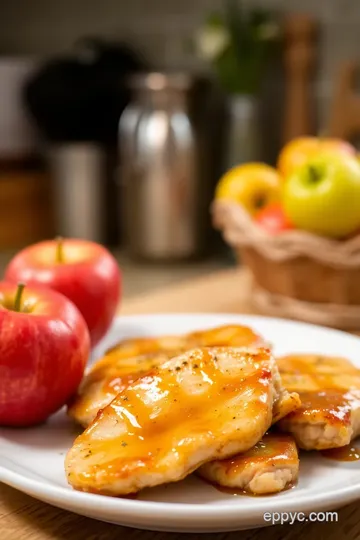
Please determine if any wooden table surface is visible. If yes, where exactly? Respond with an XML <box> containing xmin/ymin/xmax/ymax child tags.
<box><xmin>1</xmin><ymin>267</ymin><xmax>360</xmax><ymax>540</ymax></box>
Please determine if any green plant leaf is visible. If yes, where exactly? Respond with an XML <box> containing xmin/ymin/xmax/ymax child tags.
<box><xmin>225</xmin><ymin>0</ymin><xmax>245</xmax><ymax>65</ymax></box>
<box><xmin>198</xmin><ymin>0</ymin><xmax>279</xmax><ymax>94</ymax></box>
<box><xmin>206</xmin><ymin>12</ymin><xmax>225</xmax><ymax>29</ymax></box>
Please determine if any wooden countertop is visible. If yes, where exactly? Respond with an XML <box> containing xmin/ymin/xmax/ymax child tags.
<box><xmin>1</xmin><ymin>267</ymin><xmax>359</xmax><ymax>540</ymax></box>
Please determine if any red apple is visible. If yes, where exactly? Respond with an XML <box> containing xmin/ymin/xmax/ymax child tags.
<box><xmin>5</xmin><ymin>238</ymin><xmax>121</xmax><ymax>346</ymax></box>
<box><xmin>255</xmin><ymin>203</ymin><xmax>294</xmax><ymax>234</ymax></box>
<box><xmin>0</xmin><ymin>281</ymin><xmax>90</xmax><ymax>426</ymax></box>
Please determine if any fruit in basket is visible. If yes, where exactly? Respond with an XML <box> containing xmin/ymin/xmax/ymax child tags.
<box><xmin>4</xmin><ymin>238</ymin><xmax>121</xmax><ymax>347</ymax></box>
<box><xmin>283</xmin><ymin>152</ymin><xmax>360</xmax><ymax>238</ymax></box>
<box><xmin>0</xmin><ymin>282</ymin><xmax>89</xmax><ymax>426</ymax></box>
<box><xmin>278</xmin><ymin>137</ymin><xmax>356</xmax><ymax>179</ymax></box>
<box><xmin>215</xmin><ymin>163</ymin><xmax>280</xmax><ymax>215</ymax></box>
<box><xmin>255</xmin><ymin>203</ymin><xmax>294</xmax><ymax>234</ymax></box>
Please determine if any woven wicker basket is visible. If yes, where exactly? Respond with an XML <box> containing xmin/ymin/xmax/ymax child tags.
<box><xmin>213</xmin><ymin>200</ymin><xmax>360</xmax><ymax>329</ymax></box>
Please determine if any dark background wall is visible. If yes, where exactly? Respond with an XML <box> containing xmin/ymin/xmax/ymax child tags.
<box><xmin>0</xmin><ymin>0</ymin><xmax>358</xmax><ymax>133</ymax></box>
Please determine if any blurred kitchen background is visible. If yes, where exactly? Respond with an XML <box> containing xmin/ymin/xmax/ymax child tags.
<box><xmin>0</xmin><ymin>0</ymin><xmax>358</xmax><ymax>297</ymax></box>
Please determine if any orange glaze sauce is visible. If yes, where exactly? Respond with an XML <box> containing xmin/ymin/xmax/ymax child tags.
<box><xmin>199</xmin><ymin>476</ymin><xmax>296</xmax><ymax>497</ymax></box>
<box><xmin>187</xmin><ymin>325</ymin><xmax>263</xmax><ymax>348</ymax></box>
<box><xmin>121</xmin><ymin>492</ymin><xmax>139</xmax><ymax>499</ymax></box>
<box><xmin>197</xmin><ymin>433</ymin><xmax>299</xmax><ymax>497</ymax></box>
<box><xmin>285</xmin><ymin>390</ymin><xmax>352</xmax><ymax>425</ymax></box>
<box><xmin>105</xmin><ymin>337</ymin><xmax>161</xmax><ymax>357</ymax></box>
<box><xmin>320</xmin><ymin>444</ymin><xmax>360</xmax><ymax>461</ymax></box>
<box><xmin>80</xmin><ymin>348</ymin><xmax>273</xmax><ymax>477</ymax></box>
<box><xmin>219</xmin><ymin>434</ymin><xmax>298</xmax><ymax>474</ymax></box>
<box><xmin>98</xmin><ymin>352</ymin><xmax>177</xmax><ymax>395</ymax></box>
<box><xmin>95</xmin><ymin>325</ymin><xmax>265</xmax><ymax>394</ymax></box>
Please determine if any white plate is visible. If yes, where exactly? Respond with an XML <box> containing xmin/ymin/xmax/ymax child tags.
<box><xmin>1</xmin><ymin>313</ymin><xmax>360</xmax><ymax>533</ymax></box>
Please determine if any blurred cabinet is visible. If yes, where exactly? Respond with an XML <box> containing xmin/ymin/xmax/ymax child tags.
<box><xmin>0</xmin><ymin>157</ymin><xmax>54</xmax><ymax>249</ymax></box>
<box><xmin>328</xmin><ymin>61</ymin><xmax>360</xmax><ymax>141</ymax></box>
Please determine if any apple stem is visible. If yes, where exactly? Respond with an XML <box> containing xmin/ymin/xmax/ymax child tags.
<box><xmin>14</xmin><ymin>283</ymin><xmax>25</xmax><ymax>312</ymax></box>
<box><xmin>308</xmin><ymin>165</ymin><xmax>321</xmax><ymax>183</ymax></box>
<box><xmin>56</xmin><ymin>236</ymin><xmax>64</xmax><ymax>263</ymax></box>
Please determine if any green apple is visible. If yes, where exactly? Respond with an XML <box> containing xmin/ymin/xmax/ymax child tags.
<box><xmin>282</xmin><ymin>152</ymin><xmax>360</xmax><ymax>238</ymax></box>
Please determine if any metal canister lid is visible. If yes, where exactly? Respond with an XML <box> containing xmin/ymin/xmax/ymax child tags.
<box><xmin>128</xmin><ymin>72</ymin><xmax>193</xmax><ymax>92</ymax></box>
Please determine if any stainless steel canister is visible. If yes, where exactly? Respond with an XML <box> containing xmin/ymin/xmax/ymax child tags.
<box><xmin>119</xmin><ymin>72</ymin><xmax>205</xmax><ymax>260</ymax></box>
<box><xmin>48</xmin><ymin>143</ymin><xmax>105</xmax><ymax>242</ymax></box>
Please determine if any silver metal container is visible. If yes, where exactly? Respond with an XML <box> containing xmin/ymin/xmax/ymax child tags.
<box><xmin>119</xmin><ymin>72</ymin><xmax>204</xmax><ymax>260</ymax></box>
<box><xmin>226</xmin><ymin>94</ymin><xmax>260</xmax><ymax>169</ymax></box>
<box><xmin>49</xmin><ymin>143</ymin><xmax>105</xmax><ymax>242</ymax></box>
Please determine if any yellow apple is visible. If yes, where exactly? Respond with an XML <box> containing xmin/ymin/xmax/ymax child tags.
<box><xmin>215</xmin><ymin>163</ymin><xmax>280</xmax><ymax>215</ymax></box>
<box><xmin>278</xmin><ymin>137</ymin><xmax>356</xmax><ymax>180</ymax></box>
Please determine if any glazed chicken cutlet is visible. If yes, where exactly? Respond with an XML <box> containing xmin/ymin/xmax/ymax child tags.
<box><xmin>277</xmin><ymin>354</ymin><xmax>360</xmax><ymax>450</ymax></box>
<box><xmin>66</xmin><ymin>346</ymin><xmax>289</xmax><ymax>496</ymax></box>
<box><xmin>198</xmin><ymin>433</ymin><xmax>299</xmax><ymax>495</ymax></box>
<box><xmin>68</xmin><ymin>324</ymin><xmax>266</xmax><ymax>427</ymax></box>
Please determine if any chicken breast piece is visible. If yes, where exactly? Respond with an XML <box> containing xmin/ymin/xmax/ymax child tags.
<box><xmin>67</xmin><ymin>350</ymin><xmax>180</xmax><ymax>428</ymax></box>
<box><xmin>65</xmin><ymin>346</ymin><xmax>280</xmax><ymax>496</ymax></box>
<box><xmin>195</xmin><ymin>373</ymin><xmax>300</xmax><ymax>496</ymax></box>
<box><xmin>198</xmin><ymin>433</ymin><xmax>299</xmax><ymax>495</ymax></box>
<box><xmin>271</xmin><ymin>372</ymin><xmax>301</xmax><ymax>424</ymax></box>
<box><xmin>68</xmin><ymin>324</ymin><xmax>266</xmax><ymax>427</ymax></box>
<box><xmin>277</xmin><ymin>354</ymin><xmax>360</xmax><ymax>450</ymax></box>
